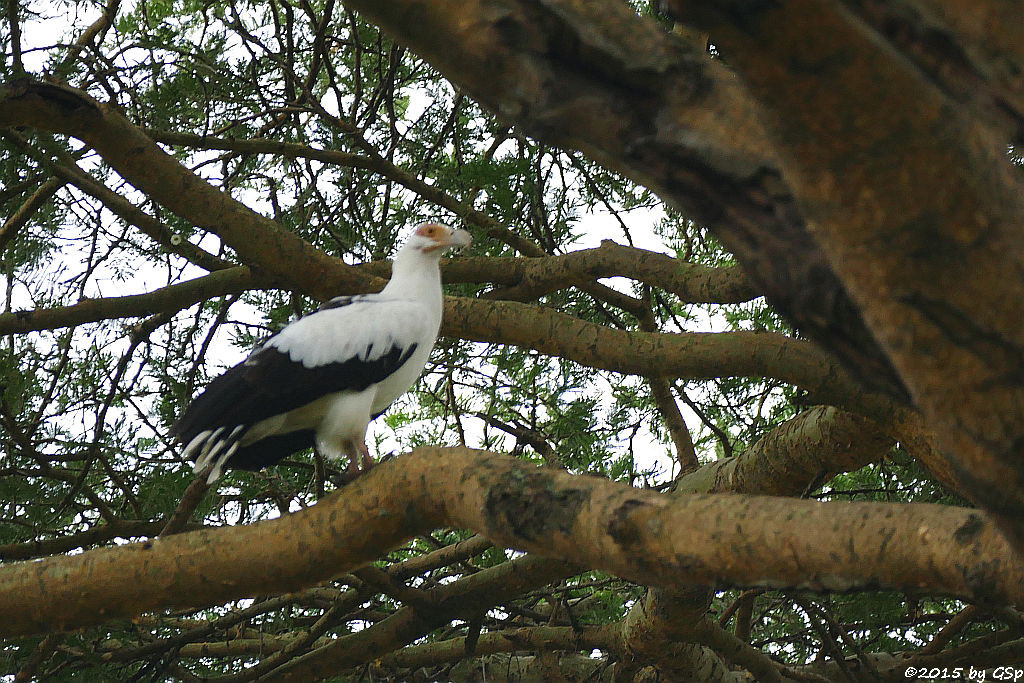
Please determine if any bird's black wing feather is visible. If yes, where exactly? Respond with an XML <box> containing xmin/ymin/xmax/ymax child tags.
<box><xmin>171</xmin><ymin>342</ymin><xmax>418</xmax><ymax>446</ymax></box>
<box><xmin>229</xmin><ymin>430</ymin><xmax>317</xmax><ymax>470</ymax></box>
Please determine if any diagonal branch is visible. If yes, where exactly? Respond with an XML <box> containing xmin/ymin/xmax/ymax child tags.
<box><xmin>0</xmin><ymin>79</ymin><xmax>370</xmax><ymax>299</ymax></box>
<box><xmin>266</xmin><ymin>555</ymin><xmax>577</xmax><ymax>681</ymax></box>
<box><xmin>0</xmin><ymin>177</ymin><xmax>64</xmax><ymax>252</ymax></box>
<box><xmin>663</xmin><ymin>0</ymin><xmax>1024</xmax><ymax>549</ymax></box>
<box><xmin>340</xmin><ymin>0</ymin><xmax>910</xmax><ymax>402</ymax></box>
<box><xmin>1</xmin><ymin>130</ymin><xmax>231</xmax><ymax>272</ymax></box>
<box><xmin>673</xmin><ymin>405</ymin><xmax>892</xmax><ymax>497</ymax></box>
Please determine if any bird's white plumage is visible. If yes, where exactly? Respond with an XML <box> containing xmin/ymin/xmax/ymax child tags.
<box><xmin>175</xmin><ymin>223</ymin><xmax>471</xmax><ymax>482</ymax></box>
<box><xmin>269</xmin><ymin>298</ymin><xmax>435</xmax><ymax>371</ymax></box>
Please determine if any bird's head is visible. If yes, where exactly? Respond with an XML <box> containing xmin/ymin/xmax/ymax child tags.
<box><xmin>405</xmin><ymin>222</ymin><xmax>473</xmax><ymax>255</ymax></box>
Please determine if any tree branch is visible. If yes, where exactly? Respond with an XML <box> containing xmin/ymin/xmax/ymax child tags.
<box><xmin>663</xmin><ymin>0</ymin><xmax>1024</xmax><ymax>548</ymax></box>
<box><xmin>0</xmin><ymin>266</ymin><xmax>257</xmax><ymax>335</ymax></box>
<box><xmin>373</xmin><ymin>625</ymin><xmax>614</xmax><ymax>673</ymax></box>
<box><xmin>673</xmin><ymin>405</ymin><xmax>891</xmax><ymax>497</ymax></box>
<box><xmin>443</xmin><ymin>297</ymin><xmax>890</xmax><ymax>419</ymax></box>
<box><xmin>5</xmin><ymin>0</ymin><xmax>24</xmax><ymax>75</ymax></box>
<box><xmin>145</xmin><ymin>129</ymin><xmax>758</xmax><ymax>304</ymax></box>
<box><xmin>0</xmin><ymin>79</ymin><xmax>369</xmax><ymax>299</ymax></box>
<box><xmin>0</xmin><ymin>177</ymin><xmax>64</xmax><ymax>253</ymax></box>
<box><xmin>475</xmin><ymin>240</ymin><xmax>757</xmax><ymax>305</ymax></box>
<box><xmin>265</xmin><ymin>555</ymin><xmax>576</xmax><ymax>681</ymax></box>
<box><xmin>0</xmin><ymin>448</ymin><xmax>1019</xmax><ymax>638</ymax></box>
<box><xmin>1</xmin><ymin>130</ymin><xmax>232</xmax><ymax>272</ymax></box>
<box><xmin>339</xmin><ymin>0</ymin><xmax>911</xmax><ymax>403</ymax></box>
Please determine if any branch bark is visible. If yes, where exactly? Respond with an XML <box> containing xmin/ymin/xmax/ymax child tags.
<box><xmin>662</xmin><ymin>0</ymin><xmax>1024</xmax><ymax>547</ymax></box>
<box><xmin>339</xmin><ymin>0</ymin><xmax>910</xmax><ymax>403</ymax></box>
<box><xmin>0</xmin><ymin>79</ymin><xmax>368</xmax><ymax>298</ymax></box>
<box><xmin>1</xmin><ymin>448</ymin><xmax>1019</xmax><ymax>638</ymax></box>
<box><xmin>674</xmin><ymin>405</ymin><xmax>891</xmax><ymax>497</ymax></box>
<box><xmin>443</xmin><ymin>297</ymin><xmax>890</xmax><ymax>418</ymax></box>
<box><xmin>841</xmin><ymin>0</ymin><xmax>1024</xmax><ymax>145</ymax></box>
<box><xmin>0</xmin><ymin>266</ymin><xmax>257</xmax><ymax>335</ymax></box>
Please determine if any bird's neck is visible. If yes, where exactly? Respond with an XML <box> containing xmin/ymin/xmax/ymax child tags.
<box><xmin>380</xmin><ymin>251</ymin><xmax>443</xmax><ymax>303</ymax></box>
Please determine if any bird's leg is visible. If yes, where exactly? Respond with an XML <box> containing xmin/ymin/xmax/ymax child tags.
<box><xmin>345</xmin><ymin>440</ymin><xmax>375</xmax><ymax>477</ymax></box>
<box><xmin>357</xmin><ymin>440</ymin><xmax>375</xmax><ymax>471</ymax></box>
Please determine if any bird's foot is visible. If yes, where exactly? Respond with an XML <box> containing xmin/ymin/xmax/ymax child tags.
<box><xmin>344</xmin><ymin>442</ymin><xmax>375</xmax><ymax>477</ymax></box>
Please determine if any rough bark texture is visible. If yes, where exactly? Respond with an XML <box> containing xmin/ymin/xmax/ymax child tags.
<box><xmin>339</xmin><ymin>0</ymin><xmax>910</xmax><ymax>404</ymax></box>
<box><xmin>675</xmin><ymin>405</ymin><xmax>892</xmax><ymax>496</ymax></box>
<box><xmin>0</xmin><ymin>448</ymin><xmax>1019</xmax><ymax>639</ymax></box>
<box><xmin>661</xmin><ymin>0</ymin><xmax>1024</xmax><ymax>546</ymax></box>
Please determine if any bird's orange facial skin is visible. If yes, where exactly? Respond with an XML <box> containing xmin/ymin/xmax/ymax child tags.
<box><xmin>418</xmin><ymin>222</ymin><xmax>454</xmax><ymax>251</ymax></box>
<box><xmin>416</xmin><ymin>222</ymin><xmax>445</xmax><ymax>238</ymax></box>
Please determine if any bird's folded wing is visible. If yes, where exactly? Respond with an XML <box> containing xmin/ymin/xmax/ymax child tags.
<box><xmin>171</xmin><ymin>298</ymin><xmax>434</xmax><ymax>443</ymax></box>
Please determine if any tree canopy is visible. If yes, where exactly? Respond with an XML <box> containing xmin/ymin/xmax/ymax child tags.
<box><xmin>1</xmin><ymin>0</ymin><xmax>1022</xmax><ymax>681</ymax></box>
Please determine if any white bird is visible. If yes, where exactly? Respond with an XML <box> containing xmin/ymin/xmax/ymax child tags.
<box><xmin>172</xmin><ymin>222</ymin><xmax>472</xmax><ymax>483</ymax></box>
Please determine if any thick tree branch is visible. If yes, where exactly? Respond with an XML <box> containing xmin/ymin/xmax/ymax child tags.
<box><xmin>443</xmin><ymin>297</ymin><xmax>889</xmax><ymax>419</ymax></box>
<box><xmin>0</xmin><ymin>448</ymin><xmax>1019</xmax><ymax>638</ymax></box>
<box><xmin>908</xmin><ymin>0</ymin><xmax>1024</xmax><ymax>136</ymax></box>
<box><xmin>674</xmin><ymin>405</ymin><xmax>892</xmax><ymax>497</ymax></box>
<box><xmin>340</xmin><ymin>0</ymin><xmax>910</xmax><ymax>403</ymax></box>
<box><xmin>663</xmin><ymin>0</ymin><xmax>1024</xmax><ymax>546</ymax></box>
<box><xmin>476</xmin><ymin>240</ymin><xmax>757</xmax><ymax>305</ymax></box>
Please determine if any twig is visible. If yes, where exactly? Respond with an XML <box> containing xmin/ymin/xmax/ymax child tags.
<box><xmin>14</xmin><ymin>632</ymin><xmax>63</xmax><ymax>682</ymax></box>
<box><xmin>6</xmin><ymin>0</ymin><xmax>24</xmax><ymax>74</ymax></box>
<box><xmin>160</xmin><ymin>464</ymin><xmax>214</xmax><ymax>536</ymax></box>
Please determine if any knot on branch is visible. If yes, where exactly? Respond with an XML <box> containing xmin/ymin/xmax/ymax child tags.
<box><xmin>484</xmin><ymin>467</ymin><xmax>588</xmax><ymax>541</ymax></box>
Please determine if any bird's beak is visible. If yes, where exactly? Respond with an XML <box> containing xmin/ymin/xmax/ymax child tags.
<box><xmin>426</xmin><ymin>227</ymin><xmax>472</xmax><ymax>252</ymax></box>
<box><xmin>448</xmin><ymin>228</ymin><xmax>472</xmax><ymax>249</ymax></box>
